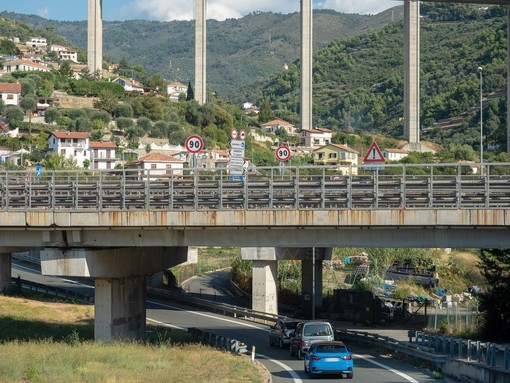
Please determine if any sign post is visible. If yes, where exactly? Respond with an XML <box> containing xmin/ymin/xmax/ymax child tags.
<box><xmin>185</xmin><ymin>135</ymin><xmax>204</xmax><ymax>176</ymax></box>
<box><xmin>229</xmin><ymin>129</ymin><xmax>246</xmax><ymax>181</ymax></box>
<box><xmin>275</xmin><ymin>145</ymin><xmax>291</xmax><ymax>178</ymax></box>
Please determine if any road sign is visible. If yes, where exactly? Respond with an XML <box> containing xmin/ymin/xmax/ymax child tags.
<box><xmin>35</xmin><ymin>165</ymin><xmax>42</xmax><ymax>177</ymax></box>
<box><xmin>363</xmin><ymin>141</ymin><xmax>385</xmax><ymax>163</ymax></box>
<box><xmin>229</xmin><ymin>157</ymin><xmax>245</xmax><ymax>167</ymax></box>
<box><xmin>230</xmin><ymin>140</ymin><xmax>245</xmax><ymax>149</ymax></box>
<box><xmin>230</xmin><ymin>148</ymin><xmax>245</xmax><ymax>158</ymax></box>
<box><xmin>231</xmin><ymin>128</ymin><xmax>238</xmax><ymax>140</ymax></box>
<box><xmin>185</xmin><ymin>135</ymin><xmax>204</xmax><ymax>154</ymax></box>
<box><xmin>229</xmin><ymin>166</ymin><xmax>244</xmax><ymax>176</ymax></box>
<box><xmin>228</xmin><ymin>175</ymin><xmax>245</xmax><ymax>182</ymax></box>
<box><xmin>239</xmin><ymin>129</ymin><xmax>246</xmax><ymax>140</ymax></box>
<box><xmin>275</xmin><ymin>145</ymin><xmax>291</xmax><ymax>161</ymax></box>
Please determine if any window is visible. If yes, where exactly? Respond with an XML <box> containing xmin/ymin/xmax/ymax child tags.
<box><xmin>151</xmin><ymin>164</ymin><xmax>157</xmax><ymax>169</ymax></box>
<box><xmin>6</xmin><ymin>94</ymin><xmax>13</xmax><ymax>100</ymax></box>
<box><xmin>317</xmin><ymin>153</ymin><xmax>324</xmax><ymax>160</ymax></box>
<box><xmin>329</xmin><ymin>153</ymin><xmax>337</xmax><ymax>159</ymax></box>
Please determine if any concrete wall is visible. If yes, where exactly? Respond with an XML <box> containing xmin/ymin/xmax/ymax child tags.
<box><xmin>0</xmin><ymin>253</ymin><xmax>11</xmax><ymax>291</ymax></box>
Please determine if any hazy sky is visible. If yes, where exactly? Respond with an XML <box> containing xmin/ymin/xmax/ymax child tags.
<box><xmin>2</xmin><ymin>0</ymin><xmax>398</xmax><ymax>22</ymax></box>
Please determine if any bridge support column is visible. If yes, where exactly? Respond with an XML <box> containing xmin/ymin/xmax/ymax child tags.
<box><xmin>87</xmin><ymin>0</ymin><xmax>103</xmax><ymax>76</ymax></box>
<box><xmin>301</xmin><ymin>0</ymin><xmax>313</xmax><ymax>130</ymax></box>
<box><xmin>252</xmin><ymin>260</ymin><xmax>278</xmax><ymax>315</ymax></box>
<box><xmin>0</xmin><ymin>252</ymin><xmax>11</xmax><ymax>291</ymax></box>
<box><xmin>507</xmin><ymin>6</ymin><xmax>510</xmax><ymax>152</ymax></box>
<box><xmin>404</xmin><ymin>0</ymin><xmax>420</xmax><ymax>147</ymax></box>
<box><xmin>195</xmin><ymin>0</ymin><xmax>207</xmax><ymax>105</ymax></box>
<box><xmin>95</xmin><ymin>276</ymin><xmax>146</xmax><ymax>342</ymax></box>
<box><xmin>41</xmin><ymin>246</ymin><xmax>188</xmax><ymax>341</ymax></box>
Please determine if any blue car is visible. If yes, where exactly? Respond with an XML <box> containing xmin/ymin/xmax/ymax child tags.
<box><xmin>304</xmin><ymin>341</ymin><xmax>354</xmax><ymax>379</ymax></box>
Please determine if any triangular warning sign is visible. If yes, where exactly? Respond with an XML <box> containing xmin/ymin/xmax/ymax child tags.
<box><xmin>363</xmin><ymin>141</ymin><xmax>385</xmax><ymax>163</ymax></box>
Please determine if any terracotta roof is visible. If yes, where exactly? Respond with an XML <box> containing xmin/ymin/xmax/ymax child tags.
<box><xmin>168</xmin><ymin>81</ymin><xmax>187</xmax><ymax>87</ymax></box>
<box><xmin>261</xmin><ymin>118</ymin><xmax>294</xmax><ymax>127</ymax></box>
<box><xmin>51</xmin><ymin>131</ymin><xmax>90</xmax><ymax>139</ymax></box>
<box><xmin>129</xmin><ymin>152</ymin><xmax>184</xmax><ymax>165</ymax></box>
<box><xmin>301</xmin><ymin>127</ymin><xmax>333</xmax><ymax>134</ymax></box>
<box><xmin>89</xmin><ymin>141</ymin><xmax>117</xmax><ymax>149</ymax></box>
<box><xmin>0</xmin><ymin>83</ymin><xmax>21</xmax><ymax>93</ymax></box>
<box><xmin>314</xmin><ymin>143</ymin><xmax>359</xmax><ymax>154</ymax></box>
<box><xmin>4</xmin><ymin>59</ymin><xmax>49</xmax><ymax>70</ymax></box>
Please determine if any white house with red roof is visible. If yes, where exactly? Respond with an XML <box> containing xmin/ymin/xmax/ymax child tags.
<box><xmin>260</xmin><ymin>118</ymin><xmax>297</xmax><ymax>136</ymax></box>
<box><xmin>113</xmin><ymin>77</ymin><xmax>144</xmax><ymax>93</ymax></box>
<box><xmin>0</xmin><ymin>82</ymin><xmax>22</xmax><ymax>106</ymax></box>
<box><xmin>3</xmin><ymin>59</ymin><xmax>51</xmax><ymax>73</ymax></box>
<box><xmin>126</xmin><ymin>152</ymin><xmax>184</xmax><ymax>177</ymax></box>
<box><xmin>26</xmin><ymin>36</ymin><xmax>47</xmax><ymax>49</ymax></box>
<box><xmin>167</xmin><ymin>81</ymin><xmax>187</xmax><ymax>101</ymax></box>
<box><xmin>89</xmin><ymin>141</ymin><xmax>117</xmax><ymax>170</ymax></box>
<box><xmin>50</xmin><ymin>45</ymin><xmax>78</xmax><ymax>63</ymax></box>
<box><xmin>48</xmin><ymin>131</ymin><xmax>90</xmax><ymax>167</ymax></box>
<box><xmin>382</xmin><ymin>148</ymin><xmax>410</xmax><ymax>162</ymax></box>
<box><xmin>300</xmin><ymin>127</ymin><xmax>333</xmax><ymax>148</ymax></box>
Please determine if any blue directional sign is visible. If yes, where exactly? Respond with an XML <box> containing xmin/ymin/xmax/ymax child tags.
<box><xmin>35</xmin><ymin>165</ymin><xmax>42</xmax><ymax>177</ymax></box>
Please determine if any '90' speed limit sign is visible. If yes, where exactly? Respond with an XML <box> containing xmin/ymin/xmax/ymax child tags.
<box><xmin>185</xmin><ymin>135</ymin><xmax>204</xmax><ymax>154</ymax></box>
<box><xmin>275</xmin><ymin>145</ymin><xmax>291</xmax><ymax>161</ymax></box>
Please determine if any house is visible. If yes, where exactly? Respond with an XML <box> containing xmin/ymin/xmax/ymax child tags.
<box><xmin>300</xmin><ymin>127</ymin><xmax>333</xmax><ymax>148</ymax></box>
<box><xmin>0</xmin><ymin>146</ymin><xmax>11</xmax><ymax>163</ymax></box>
<box><xmin>125</xmin><ymin>152</ymin><xmax>184</xmax><ymax>177</ymax></box>
<box><xmin>313</xmin><ymin>143</ymin><xmax>359</xmax><ymax>175</ymax></box>
<box><xmin>48</xmin><ymin>131</ymin><xmax>90</xmax><ymax>167</ymax></box>
<box><xmin>112</xmin><ymin>77</ymin><xmax>144</xmax><ymax>93</ymax></box>
<box><xmin>260</xmin><ymin>118</ymin><xmax>297</xmax><ymax>136</ymax></box>
<box><xmin>50</xmin><ymin>45</ymin><xmax>78</xmax><ymax>63</ymax></box>
<box><xmin>3</xmin><ymin>59</ymin><xmax>51</xmax><ymax>73</ymax></box>
<box><xmin>196</xmin><ymin>149</ymin><xmax>229</xmax><ymax>169</ymax></box>
<box><xmin>167</xmin><ymin>81</ymin><xmax>187</xmax><ymax>101</ymax></box>
<box><xmin>0</xmin><ymin>82</ymin><xmax>21</xmax><ymax>106</ymax></box>
<box><xmin>89</xmin><ymin>141</ymin><xmax>117</xmax><ymax>170</ymax></box>
<box><xmin>25</xmin><ymin>36</ymin><xmax>47</xmax><ymax>49</ymax></box>
<box><xmin>382</xmin><ymin>148</ymin><xmax>409</xmax><ymax>162</ymax></box>
<box><xmin>37</xmin><ymin>97</ymin><xmax>53</xmax><ymax>116</ymax></box>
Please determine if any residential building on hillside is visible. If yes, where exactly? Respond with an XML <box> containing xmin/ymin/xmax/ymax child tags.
<box><xmin>260</xmin><ymin>118</ymin><xmax>297</xmax><ymax>136</ymax></box>
<box><xmin>313</xmin><ymin>143</ymin><xmax>359</xmax><ymax>175</ymax></box>
<box><xmin>89</xmin><ymin>141</ymin><xmax>117</xmax><ymax>170</ymax></box>
<box><xmin>125</xmin><ymin>152</ymin><xmax>184</xmax><ymax>177</ymax></box>
<box><xmin>167</xmin><ymin>81</ymin><xmax>187</xmax><ymax>101</ymax></box>
<box><xmin>382</xmin><ymin>148</ymin><xmax>410</xmax><ymax>162</ymax></box>
<box><xmin>26</xmin><ymin>36</ymin><xmax>47</xmax><ymax>49</ymax></box>
<box><xmin>3</xmin><ymin>59</ymin><xmax>51</xmax><ymax>73</ymax></box>
<box><xmin>113</xmin><ymin>77</ymin><xmax>144</xmax><ymax>93</ymax></box>
<box><xmin>50</xmin><ymin>45</ymin><xmax>78</xmax><ymax>63</ymax></box>
<box><xmin>48</xmin><ymin>131</ymin><xmax>90</xmax><ymax>167</ymax></box>
<box><xmin>0</xmin><ymin>82</ymin><xmax>21</xmax><ymax>106</ymax></box>
<box><xmin>301</xmin><ymin>127</ymin><xmax>333</xmax><ymax>148</ymax></box>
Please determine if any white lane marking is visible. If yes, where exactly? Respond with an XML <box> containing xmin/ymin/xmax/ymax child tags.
<box><xmin>13</xmin><ymin>263</ymin><xmax>93</xmax><ymax>288</ymax></box>
<box><xmin>147</xmin><ymin>300</ymin><xmax>302</xmax><ymax>383</ymax></box>
<box><xmin>355</xmin><ymin>354</ymin><xmax>420</xmax><ymax>382</ymax></box>
<box><xmin>257</xmin><ymin>354</ymin><xmax>303</xmax><ymax>383</ymax></box>
<box><xmin>147</xmin><ymin>318</ymin><xmax>186</xmax><ymax>331</ymax></box>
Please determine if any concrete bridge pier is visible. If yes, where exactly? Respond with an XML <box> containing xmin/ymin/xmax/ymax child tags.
<box><xmin>0</xmin><ymin>252</ymin><xmax>12</xmax><ymax>291</ymax></box>
<box><xmin>242</xmin><ymin>247</ymin><xmax>332</xmax><ymax>317</ymax></box>
<box><xmin>41</xmin><ymin>246</ymin><xmax>188</xmax><ymax>342</ymax></box>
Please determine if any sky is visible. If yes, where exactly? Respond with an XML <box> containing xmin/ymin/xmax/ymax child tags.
<box><xmin>2</xmin><ymin>0</ymin><xmax>398</xmax><ymax>22</ymax></box>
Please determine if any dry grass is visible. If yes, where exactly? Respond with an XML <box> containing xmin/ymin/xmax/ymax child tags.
<box><xmin>0</xmin><ymin>295</ymin><xmax>267</xmax><ymax>383</ymax></box>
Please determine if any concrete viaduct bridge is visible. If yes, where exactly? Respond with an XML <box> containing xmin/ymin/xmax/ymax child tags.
<box><xmin>0</xmin><ymin>164</ymin><xmax>510</xmax><ymax>341</ymax></box>
<box><xmin>87</xmin><ymin>0</ymin><xmax>510</xmax><ymax>151</ymax></box>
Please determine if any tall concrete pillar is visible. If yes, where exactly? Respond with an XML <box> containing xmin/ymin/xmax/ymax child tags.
<box><xmin>301</xmin><ymin>0</ymin><xmax>313</xmax><ymax>130</ymax></box>
<box><xmin>252</xmin><ymin>260</ymin><xmax>278</xmax><ymax>315</ymax></box>
<box><xmin>87</xmin><ymin>0</ymin><xmax>103</xmax><ymax>76</ymax></box>
<box><xmin>301</xmin><ymin>248</ymin><xmax>331</xmax><ymax>318</ymax></box>
<box><xmin>195</xmin><ymin>0</ymin><xmax>207</xmax><ymax>105</ymax></box>
<box><xmin>0</xmin><ymin>253</ymin><xmax>12</xmax><ymax>291</ymax></box>
<box><xmin>404</xmin><ymin>0</ymin><xmax>420</xmax><ymax>145</ymax></box>
<box><xmin>507</xmin><ymin>7</ymin><xmax>510</xmax><ymax>152</ymax></box>
<box><xmin>95</xmin><ymin>276</ymin><xmax>146</xmax><ymax>342</ymax></box>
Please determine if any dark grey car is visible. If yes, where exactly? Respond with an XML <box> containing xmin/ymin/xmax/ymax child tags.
<box><xmin>289</xmin><ymin>321</ymin><xmax>334</xmax><ymax>359</ymax></box>
<box><xmin>269</xmin><ymin>319</ymin><xmax>300</xmax><ymax>348</ymax></box>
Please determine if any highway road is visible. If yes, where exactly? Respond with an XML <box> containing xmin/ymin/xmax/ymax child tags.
<box><xmin>13</xmin><ymin>263</ymin><xmax>449</xmax><ymax>383</ymax></box>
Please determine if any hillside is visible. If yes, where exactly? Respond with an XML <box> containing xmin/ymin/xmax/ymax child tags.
<box><xmin>1</xmin><ymin>8</ymin><xmax>403</xmax><ymax>96</ymax></box>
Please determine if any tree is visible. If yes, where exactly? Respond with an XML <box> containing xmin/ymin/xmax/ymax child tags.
<box><xmin>44</xmin><ymin>107</ymin><xmax>61</xmax><ymax>124</ymax></box>
<box><xmin>5</xmin><ymin>106</ymin><xmax>24</xmax><ymax>122</ymax></box>
<box><xmin>258</xmin><ymin>99</ymin><xmax>273</xmax><ymax>124</ymax></box>
<box><xmin>43</xmin><ymin>153</ymin><xmax>78</xmax><ymax>170</ymax></box>
<box><xmin>59</xmin><ymin>60</ymin><xmax>74</xmax><ymax>78</ymax></box>
<box><xmin>20</xmin><ymin>95</ymin><xmax>38</xmax><ymax>118</ymax></box>
<box><xmin>186</xmin><ymin>81</ymin><xmax>194</xmax><ymax>101</ymax></box>
<box><xmin>0</xmin><ymin>99</ymin><xmax>5</xmax><ymax>115</ymax></box>
<box><xmin>478</xmin><ymin>249</ymin><xmax>510</xmax><ymax>342</ymax></box>
<box><xmin>93</xmin><ymin>90</ymin><xmax>119</xmax><ymax>115</ymax></box>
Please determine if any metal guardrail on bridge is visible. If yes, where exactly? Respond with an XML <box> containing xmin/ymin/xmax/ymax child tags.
<box><xmin>1</xmin><ymin>163</ymin><xmax>510</xmax><ymax>211</ymax></box>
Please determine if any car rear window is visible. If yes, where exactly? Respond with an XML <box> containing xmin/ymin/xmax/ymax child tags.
<box><xmin>315</xmin><ymin>345</ymin><xmax>347</xmax><ymax>353</ymax></box>
<box><xmin>286</xmin><ymin>322</ymin><xmax>298</xmax><ymax>329</ymax></box>
<box><xmin>303</xmin><ymin>324</ymin><xmax>332</xmax><ymax>336</ymax></box>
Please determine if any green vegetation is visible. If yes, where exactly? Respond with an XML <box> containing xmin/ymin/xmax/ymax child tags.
<box><xmin>0</xmin><ymin>295</ymin><xmax>266</xmax><ymax>383</ymax></box>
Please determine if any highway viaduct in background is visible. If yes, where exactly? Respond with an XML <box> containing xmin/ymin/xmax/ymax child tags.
<box><xmin>0</xmin><ymin>165</ymin><xmax>510</xmax><ymax>341</ymax></box>
<box><xmin>87</xmin><ymin>0</ymin><xmax>510</xmax><ymax>151</ymax></box>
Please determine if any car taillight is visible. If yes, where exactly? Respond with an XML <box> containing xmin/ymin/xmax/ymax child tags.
<box><xmin>301</xmin><ymin>340</ymin><xmax>306</xmax><ymax>348</ymax></box>
<box><xmin>311</xmin><ymin>356</ymin><xmax>321</xmax><ymax>361</ymax></box>
<box><xmin>341</xmin><ymin>355</ymin><xmax>352</xmax><ymax>360</ymax></box>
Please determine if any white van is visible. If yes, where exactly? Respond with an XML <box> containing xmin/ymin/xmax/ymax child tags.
<box><xmin>289</xmin><ymin>321</ymin><xmax>334</xmax><ymax>359</ymax></box>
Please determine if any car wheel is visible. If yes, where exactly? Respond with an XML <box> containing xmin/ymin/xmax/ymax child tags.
<box><xmin>289</xmin><ymin>345</ymin><xmax>295</xmax><ymax>357</ymax></box>
<box><xmin>279</xmin><ymin>338</ymin><xmax>284</xmax><ymax>349</ymax></box>
<box><xmin>298</xmin><ymin>348</ymin><xmax>303</xmax><ymax>360</ymax></box>
<box><xmin>347</xmin><ymin>373</ymin><xmax>353</xmax><ymax>379</ymax></box>
<box><xmin>308</xmin><ymin>371</ymin><xmax>314</xmax><ymax>379</ymax></box>
<box><xmin>304</xmin><ymin>361</ymin><xmax>309</xmax><ymax>373</ymax></box>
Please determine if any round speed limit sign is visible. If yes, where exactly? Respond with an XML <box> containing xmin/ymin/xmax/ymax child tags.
<box><xmin>185</xmin><ymin>135</ymin><xmax>204</xmax><ymax>154</ymax></box>
<box><xmin>275</xmin><ymin>145</ymin><xmax>291</xmax><ymax>161</ymax></box>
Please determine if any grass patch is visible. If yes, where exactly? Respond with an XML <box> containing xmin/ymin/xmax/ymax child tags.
<box><xmin>0</xmin><ymin>295</ymin><xmax>267</xmax><ymax>383</ymax></box>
